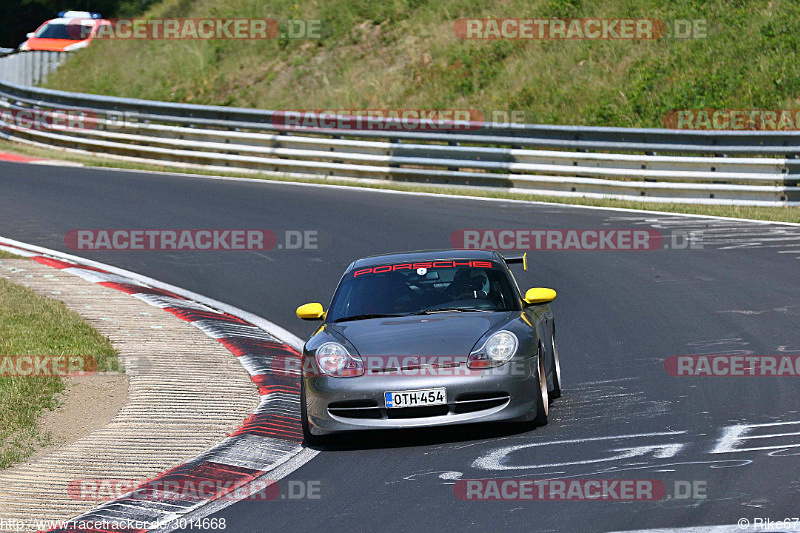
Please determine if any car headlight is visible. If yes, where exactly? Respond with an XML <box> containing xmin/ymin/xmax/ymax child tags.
<box><xmin>315</xmin><ymin>342</ymin><xmax>364</xmax><ymax>377</ymax></box>
<box><xmin>468</xmin><ymin>330</ymin><xmax>518</xmax><ymax>369</ymax></box>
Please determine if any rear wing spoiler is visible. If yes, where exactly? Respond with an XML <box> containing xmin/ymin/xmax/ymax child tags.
<box><xmin>504</xmin><ymin>252</ymin><xmax>527</xmax><ymax>271</ymax></box>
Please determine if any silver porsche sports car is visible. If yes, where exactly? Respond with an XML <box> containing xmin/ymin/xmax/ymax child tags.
<box><xmin>296</xmin><ymin>249</ymin><xmax>561</xmax><ymax>442</ymax></box>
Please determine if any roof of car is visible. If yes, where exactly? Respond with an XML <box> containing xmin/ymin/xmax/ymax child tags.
<box><xmin>348</xmin><ymin>249</ymin><xmax>503</xmax><ymax>271</ymax></box>
<box><xmin>41</xmin><ymin>18</ymin><xmax>98</xmax><ymax>27</ymax></box>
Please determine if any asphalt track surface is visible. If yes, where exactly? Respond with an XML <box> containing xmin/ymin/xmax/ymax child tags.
<box><xmin>1</xmin><ymin>161</ymin><xmax>799</xmax><ymax>533</ymax></box>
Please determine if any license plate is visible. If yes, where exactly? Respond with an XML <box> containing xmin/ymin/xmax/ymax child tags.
<box><xmin>384</xmin><ymin>388</ymin><xmax>446</xmax><ymax>408</ymax></box>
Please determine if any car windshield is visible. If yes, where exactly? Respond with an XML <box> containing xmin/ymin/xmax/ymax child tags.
<box><xmin>327</xmin><ymin>262</ymin><xmax>520</xmax><ymax>322</ymax></box>
<box><xmin>35</xmin><ymin>22</ymin><xmax>91</xmax><ymax>40</ymax></box>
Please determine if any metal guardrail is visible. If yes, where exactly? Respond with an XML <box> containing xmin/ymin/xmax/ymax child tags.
<box><xmin>0</xmin><ymin>50</ymin><xmax>68</xmax><ymax>86</ymax></box>
<box><xmin>0</xmin><ymin>68</ymin><xmax>798</xmax><ymax>205</ymax></box>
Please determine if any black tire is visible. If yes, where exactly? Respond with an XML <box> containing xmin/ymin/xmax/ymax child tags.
<box><xmin>301</xmin><ymin>380</ymin><xmax>325</xmax><ymax>446</ymax></box>
<box><xmin>534</xmin><ymin>345</ymin><xmax>549</xmax><ymax>426</ymax></box>
<box><xmin>549</xmin><ymin>332</ymin><xmax>562</xmax><ymax>400</ymax></box>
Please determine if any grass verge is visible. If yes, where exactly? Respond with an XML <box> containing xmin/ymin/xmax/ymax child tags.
<box><xmin>43</xmin><ymin>0</ymin><xmax>800</xmax><ymax>131</ymax></box>
<box><xmin>2</xmin><ymin>139</ymin><xmax>799</xmax><ymax>223</ymax></box>
<box><xmin>0</xmin><ymin>251</ymin><xmax>25</xmax><ymax>259</ymax></box>
<box><xmin>0</xmin><ymin>268</ymin><xmax>121</xmax><ymax>469</ymax></box>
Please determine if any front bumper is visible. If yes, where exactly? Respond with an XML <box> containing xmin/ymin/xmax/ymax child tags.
<box><xmin>304</xmin><ymin>356</ymin><xmax>540</xmax><ymax>435</ymax></box>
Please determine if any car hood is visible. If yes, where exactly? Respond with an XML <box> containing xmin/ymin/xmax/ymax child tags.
<box><xmin>25</xmin><ymin>38</ymin><xmax>83</xmax><ymax>51</ymax></box>
<box><xmin>328</xmin><ymin>312</ymin><xmax>514</xmax><ymax>359</ymax></box>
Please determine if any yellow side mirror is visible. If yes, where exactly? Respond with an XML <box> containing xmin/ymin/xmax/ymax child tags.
<box><xmin>296</xmin><ymin>302</ymin><xmax>325</xmax><ymax>320</ymax></box>
<box><xmin>524</xmin><ymin>288</ymin><xmax>557</xmax><ymax>305</ymax></box>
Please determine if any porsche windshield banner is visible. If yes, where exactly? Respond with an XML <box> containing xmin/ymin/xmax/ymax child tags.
<box><xmin>352</xmin><ymin>260</ymin><xmax>494</xmax><ymax>277</ymax></box>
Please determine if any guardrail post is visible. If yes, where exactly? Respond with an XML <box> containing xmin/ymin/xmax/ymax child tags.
<box><xmin>447</xmin><ymin>140</ymin><xmax>460</xmax><ymax>171</ymax></box>
<box><xmin>785</xmin><ymin>158</ymin><xmax>800</xmax><ymax>188</ymax></box>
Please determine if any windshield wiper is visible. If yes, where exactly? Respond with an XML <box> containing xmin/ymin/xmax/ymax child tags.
<box><xmin>414</xmin><ymin>307</ymin><xmax>494</xmax><ymax>315</ymax></box>
<box><xmin>334</xmin><ymin>313</ymin><xmax>406</xmax><ymax>323</ymax></box>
